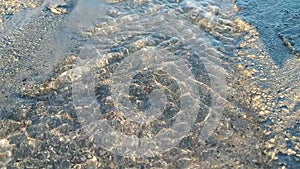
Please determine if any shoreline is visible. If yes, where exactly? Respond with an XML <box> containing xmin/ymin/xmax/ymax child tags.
<box><xmin>0</xmin><ymin>0</ymin><xmax>299</xmax><ymax>168</ymax></box>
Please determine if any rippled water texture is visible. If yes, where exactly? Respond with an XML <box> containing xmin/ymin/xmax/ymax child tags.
<box><xmin>0</xmin><ymin>0</ymin><xmax>299</xmax><ymax>168</ymax></box>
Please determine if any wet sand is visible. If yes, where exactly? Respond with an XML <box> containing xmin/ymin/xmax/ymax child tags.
<box><xmin>0</xmin><ymin>0</ymin><xmax>299</xmax><ymax>168</ymax></box>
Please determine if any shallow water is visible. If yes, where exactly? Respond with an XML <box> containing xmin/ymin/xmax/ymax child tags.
<box><xmin>0</xmin><ymin>0</ymin><xmax>299</xmax><ymax>168</ymax></box>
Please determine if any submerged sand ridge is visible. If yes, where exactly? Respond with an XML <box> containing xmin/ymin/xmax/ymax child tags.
<box><xmin>0</xmin><ymin>0</ymin><xmax>299</xmax><ymax>168</ymax></box>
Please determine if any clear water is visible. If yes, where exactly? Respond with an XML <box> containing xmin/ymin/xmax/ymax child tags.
<box><xmin>0</xmin><ymin>0</ymin><xmax>299</xmax><ymax>168</ymax></box>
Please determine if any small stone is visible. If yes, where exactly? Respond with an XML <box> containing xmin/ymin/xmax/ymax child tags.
<box><xmin>269</xmin><ymin>138</ymin><xmax>276</xmax><ymax>143</ymax></box>
<box><xmin>287</xmin><ymin>149</ymin><xmax>296</xmax><ymax>155</ymax></box>
<box><xmin>48</xmin><ymin>1</ymin><xmax>69</xmax><ymax>15</ymax></box>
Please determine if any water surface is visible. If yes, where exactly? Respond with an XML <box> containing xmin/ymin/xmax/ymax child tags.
<box><xmin>0</xmin><ymin>0</ymin><xmax>299</xmax><ymax>168</ymax></box>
